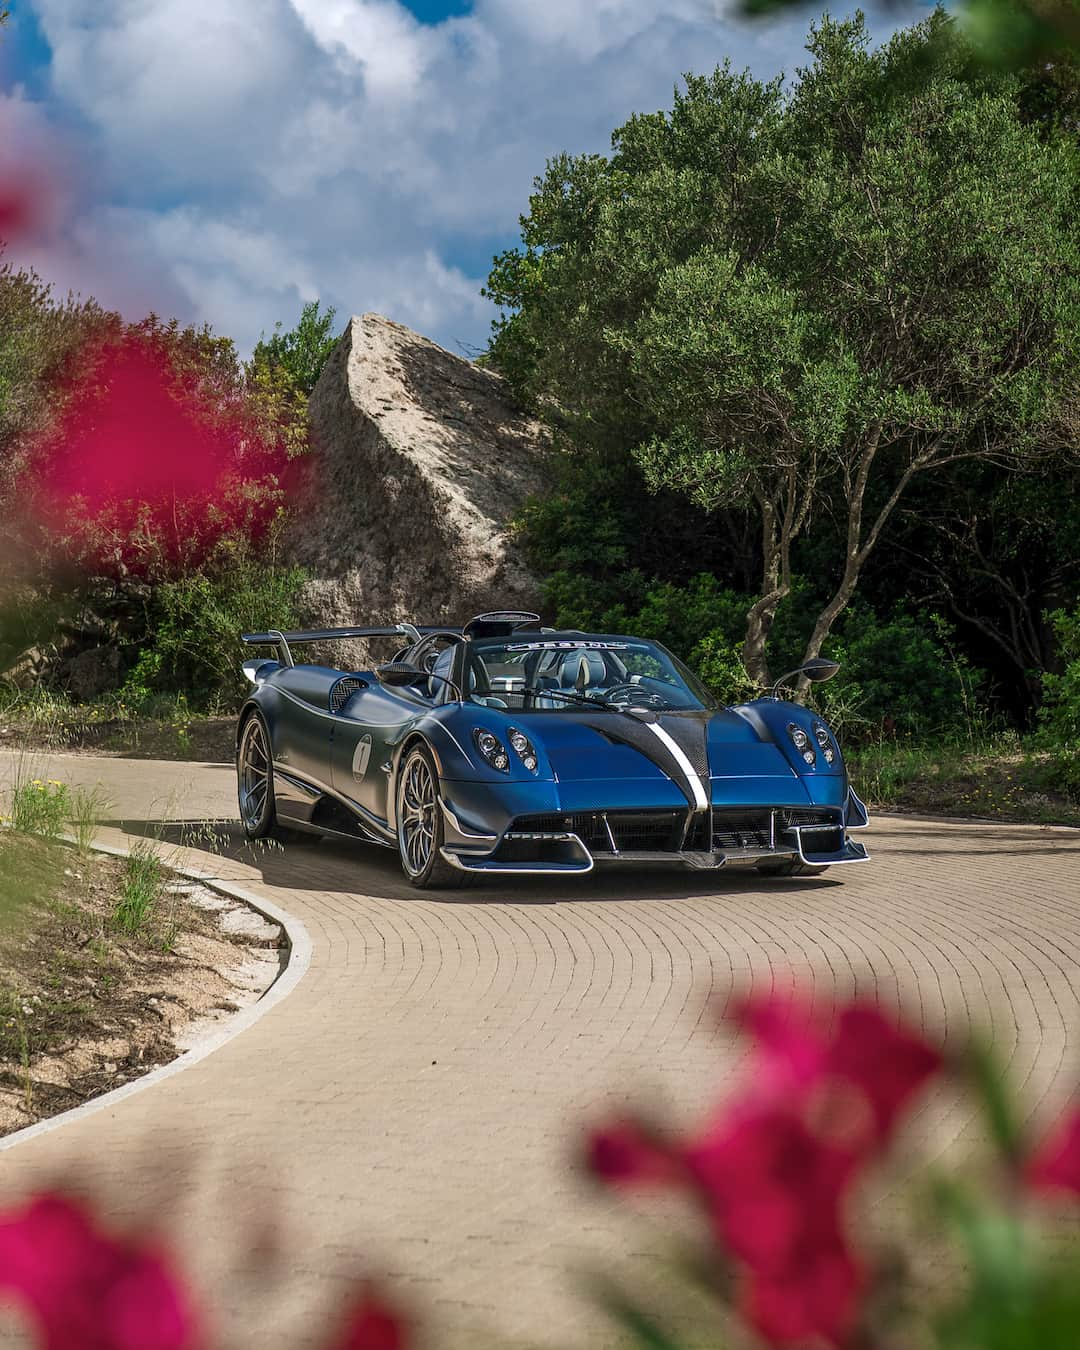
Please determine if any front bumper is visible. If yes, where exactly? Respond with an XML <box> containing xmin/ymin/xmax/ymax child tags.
<box><xmin>439</xmin><ymin>796</ymin><xmax>870</xmax><ymax>876</ymax></box>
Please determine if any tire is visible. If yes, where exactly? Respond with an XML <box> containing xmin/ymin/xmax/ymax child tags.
<box><xmin>395</xmin><ymin>744</ymin><xmax>469</xmax><ymax>889</ymax></box>
<box><xmin>237</xmin><ymin>711</ymin><xmax>320</xmax><ymax>845</ymax></box>
<box><xmin>756</xmin><ymin>858</ymin><xmax>830</xmax><ymax>878</ymax></box>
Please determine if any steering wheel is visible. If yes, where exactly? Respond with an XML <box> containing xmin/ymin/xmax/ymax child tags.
<box><xmin>603</xmin><ymin>682</ymin><xmax>667</xmax><ymax>709</ymax></box>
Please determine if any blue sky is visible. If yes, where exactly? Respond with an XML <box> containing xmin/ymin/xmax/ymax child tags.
<box><xmin>1</xmin><ymin>0</ymin><xmax>913</xmax><ymax>356</ymax></box>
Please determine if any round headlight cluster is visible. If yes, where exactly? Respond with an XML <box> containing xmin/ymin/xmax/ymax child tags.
<box><xmin>473</xmin><ymin>728</ymin><xmax>510</xmax><ymax>772</ymax></box>
<box><xmin>508</xmin><ymin>727</ymin><xmax>539</xmax><ymax>773</ymax></box>
<box><xmin>787</xmin><ymin>722</ymin><xmax>817</xmax><ymax>767</ymax></box>
<box><xmin>812</xmin><ymin>722</ymin><xmax>836</xmax><ymax>766</ymax></box>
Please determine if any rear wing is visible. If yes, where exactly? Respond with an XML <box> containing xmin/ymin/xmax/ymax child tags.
<box><xmin>241</xmin><ymin>624</ymin><xmax>451</xmax><ymax>668</ymax></box>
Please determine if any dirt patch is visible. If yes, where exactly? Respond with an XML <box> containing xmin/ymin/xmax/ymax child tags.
<box><xmin>0</xmin><ymin>833</ymin><xmax>283</xmax><ymax>1136</ymax></box>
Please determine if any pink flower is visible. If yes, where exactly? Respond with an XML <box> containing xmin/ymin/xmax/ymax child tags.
<box><xmin>329</xmin><ymin>1293</ymin><xmax>408</xmax><ymax>1350</ymax></box>
<box><xmin>586</xmin><ymin>1122</ymin><xmax>678</xmax><ymax>1185</ymax></box>
<box><xmin>826</xmin><ymin>1006</ymin><xmax>942</xmax><ymax>1146</ymax></box>
<box><xmin>743</xmin><ymin>1242</ymin><xmax>864</xmax><ymax>1345</ymax></box>
<box><xmin>683</xmin><ymin>1108</ymin><xmax>858</xmax><ymax>1272</ymax></box>
<box><xmin>1026</xmin><ymin>1109</ymin><xmax>1080</xmax><ymax>1194</ymax></box>
<box><xmin>735</xmin><ymin>995</ymin><xmax>941</xmax><ymax>1153</ymax></box>
<box><xmin>0</xmin><ymin>1193</ymin><xmax>199</xmax><ymax>1350</ymax></box>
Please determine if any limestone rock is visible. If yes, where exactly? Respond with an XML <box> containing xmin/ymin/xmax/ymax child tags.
<box><xmin>286</xmin><ymin>314</ymin><xmax>548</xmax><ymax>663</ymax></box>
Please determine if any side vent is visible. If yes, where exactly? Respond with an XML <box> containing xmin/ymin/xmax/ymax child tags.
<box><xmin>329</xmin><ymin>676</ymin><xmax>368</xmax><ymax>714</ymax></box>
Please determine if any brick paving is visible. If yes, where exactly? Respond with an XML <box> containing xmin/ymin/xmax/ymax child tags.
<box><xmin>0</xmin><ymin>750</ymin><xmax>1079</xmax><ymax>1347</ymax></box>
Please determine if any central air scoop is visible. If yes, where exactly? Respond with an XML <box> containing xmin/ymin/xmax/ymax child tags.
<box><xmin>536</xmin><ymin>709</ymin><xmax>712</xmax><ymax>813</ymax></box>
<box><xmin>633</xmin><ymin>713</ymin><xmax>711</xmax><ymax>809</ymax></box>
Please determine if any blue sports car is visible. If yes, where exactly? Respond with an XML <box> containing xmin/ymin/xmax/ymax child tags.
<box><xmin>236</xmin><ymin>611</ymin><xmax>869</xmax><ymax>888</ymax></box>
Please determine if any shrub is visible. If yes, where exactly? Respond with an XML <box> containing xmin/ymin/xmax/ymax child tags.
<box><xmin>9</xmin><ymin>778</ymin><xmax>69</xmax><ymax>840</ymax></box>
<box><xmin>1040</xmin><ymin>606</ymin><xmax>1080</xmax><ymax>746</ymax></box>
<box><xmin>122</xmin><ymin>544</ymin><xmax>308</xmax><ymax>711</ymax></box>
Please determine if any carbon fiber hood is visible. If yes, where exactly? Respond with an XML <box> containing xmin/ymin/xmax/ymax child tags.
<box><xmin>514</xmin><ymin>708</ymin><xmax>796</xmax><ymax>810</ymax></box>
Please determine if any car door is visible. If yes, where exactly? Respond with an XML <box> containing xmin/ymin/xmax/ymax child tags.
<box><xmin>330</xmin><ymin>681</ymin><xmax>425</xmax><ymax>824</ymax></box>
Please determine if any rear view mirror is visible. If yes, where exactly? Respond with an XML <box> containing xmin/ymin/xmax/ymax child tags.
<box><xmin>769</xmin><ymin>658</ymin><xmax>841</xmax><ymax>697</ymax></box>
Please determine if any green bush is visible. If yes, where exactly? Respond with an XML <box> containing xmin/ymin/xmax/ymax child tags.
<box><xmin>122</xmin><ymin>545</ymin><xmax>308</xmax><ymax>711</ymax></box>
<box><xmin>1038</xmin><ymin>607</ymin><xmax>1080</xmax><ymax>796</ymax></box>
<box><xmin>543</xmin><ymin>566</ymin><xmax>984</xmax><ymax>735</ymax></box>
<box><xmin>1040</xmin><ymin>607</ymin><xmax>1080</xmax><ymax>745</ymax></box>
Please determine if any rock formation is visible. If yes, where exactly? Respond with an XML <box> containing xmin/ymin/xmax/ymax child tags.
<box><xmin>286</xmin><ymin>314</ymin><xmax>548</xmax><ymax>662</ymax></box>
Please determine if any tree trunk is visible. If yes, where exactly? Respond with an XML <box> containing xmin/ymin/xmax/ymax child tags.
<box><xmin>741</xmin><ymin>497</ymin><xmax>788</xmax><ymax>686</ymax></box>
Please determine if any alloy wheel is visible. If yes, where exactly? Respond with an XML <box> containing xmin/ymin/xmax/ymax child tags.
<box><xmin>239</xmin><ymin>717</ymin><xmax>271</xmax><ymax>833</ymax></box>
<box><xmin>399</xmin><ymin>752</ymin><xmax>437</xmax><ymax>876</ymax></box>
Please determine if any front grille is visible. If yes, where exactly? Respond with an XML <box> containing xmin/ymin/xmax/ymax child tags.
<box><xmin>509</xmin><ymin>810</ymin><xmax>683</xmax><ymax>854</ymax></box>
<box><xmin>508</xmin><ymin>806</ymin><xmax>843</xmax><ymax>857</ymax></box>
<box><xmin>710</xmin><ymin>807</ymin><xmax>841</xmax><ymax>850</ymax></box>
<box><xmin>711</xmin><ymin>811</ymin><xmax>772</xmax><ymax>850</ymax></box>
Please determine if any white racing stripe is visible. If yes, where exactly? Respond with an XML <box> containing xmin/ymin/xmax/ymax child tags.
<box><xmin>645</xmin><ymin>722</ymin><xmax>709</xmax><ymax>811</ymax></box>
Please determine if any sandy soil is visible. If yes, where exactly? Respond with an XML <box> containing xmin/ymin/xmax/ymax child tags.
<box><xmin>0</xmin><ymin>838</ymin><xmax>283</xmax><ymax>1136</ymax></box>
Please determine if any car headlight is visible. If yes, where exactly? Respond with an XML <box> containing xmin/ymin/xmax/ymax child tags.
<box><xmin>473</xmin><ymin>728</ymin><xmax>510</xmax><ymax>772</ymax></box>
<box><xmin>787</xmin><ymin>722</ymin><xmax>816</xmax><ymax>767</ymax></box>
<box><xmin>812</xmin><ymin>721</ymin><xmax>836</xmax><ymax>766</ymax></box>
<box><xmin>508</xmin><ymin>727</ymin><xmax>539</xmax><ymax>774</ymax></box>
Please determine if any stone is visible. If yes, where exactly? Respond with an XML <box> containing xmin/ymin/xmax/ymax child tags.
<box><xmin>0</xmin><ymin>645</ymin><xmax>51</xmax><ymax>691</ymax></box>
<box><xmin>59</xmin><ymin>645</ymin><xmax>124</xmax><ymax>702</ymax></box>
<box><xmin>286</xmin><ymin>314</ymin><xmax>548</xmax><ymax>664</ymax></box>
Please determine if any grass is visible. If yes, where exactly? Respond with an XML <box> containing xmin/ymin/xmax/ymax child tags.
<box><xmin>846</xmin><ymin>735</ymin><xmax>1080</xmax><ymax>826</ymax></box>
<box><xmin>0</xmin><ymin>687</ymin><xmax>228</xmax><ymax>761</ymax></box>
<box><xmin>114</xmin><ymin>842</ymin><xmax>165</xmax><ymax>936</ymax></box>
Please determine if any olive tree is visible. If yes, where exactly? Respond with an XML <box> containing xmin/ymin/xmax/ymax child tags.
<box><xmin>487</xmin><ymin>12</ymin><xmax>1080</xmax><ymax>685</ymax></box>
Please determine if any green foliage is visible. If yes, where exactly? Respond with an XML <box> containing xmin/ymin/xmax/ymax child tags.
<box><xmin>1037</xmin><ymin>607</ymin><xmax>1080</xmax><ymax>793</ymax></box>
<box><xmin>0</xmin><ymin>266</ymin><xmax>111</xmax><ymax>494</ymax></box>
<box><xmin>9</xmin><ymin>778</ymin><xmax>70</xmax><ymax>841</ymax></box>
<box><xmin>114</xmin><ymin>842</ymin><xmax>164</xmax><ymax>936</ymax></box>
<box><xmin>251</xmin><ymin>299</ymin><xmax>339</xmax><ymax>398</ymax></box>
<box><xmin>491</xmin><ymin>10</ymin><xmax>1080</xmax><ymax>685</ymax></box>
<box><xmin>121</xmin><ymin>543</ymin><xmax>308</xmax><ymax>711</ymax></box>
<box><xmin>1039</xmin><ymin>607</ymin><xmax>1080</xmax><ymax>743</ymax></box>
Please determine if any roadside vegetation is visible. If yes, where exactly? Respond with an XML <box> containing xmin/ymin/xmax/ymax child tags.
<box><xmin>0</xmin><ymin>774</ymin><xmax>282</xmax><ymax>1134</ymax></box>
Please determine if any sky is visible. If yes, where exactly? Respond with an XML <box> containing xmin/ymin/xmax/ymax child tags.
<box><xmin>0</xmin><ymin>0</ymin><xmax>914</xmax><ymax>358</ymax></box>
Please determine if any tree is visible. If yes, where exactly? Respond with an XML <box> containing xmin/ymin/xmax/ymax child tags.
<box><xmin>487</xmin><ymin>11</ymin><xmax>1080</xmax><ymax>685</ymax></box>
<box><xmin>250</xmin><ymin>299</ymin><xmax>339</xmax><ymax>398</ymax></box>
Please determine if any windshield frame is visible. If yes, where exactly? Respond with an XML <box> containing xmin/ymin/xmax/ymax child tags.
<box><xmin>457</xmin><ymin>634</ymin><xmax>719</xmax><ymax>714</ymax></box>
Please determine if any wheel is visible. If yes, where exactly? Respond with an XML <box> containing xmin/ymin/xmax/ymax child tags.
<box><xmin>395</xmin><ymin>744</ymin><xmax>469</xmax><ymax>889</ymax></box>
<box><xmin>238</xmin><ymin>712</ymin><xmax>276</xmax><ymax>839</ymax></box>
<box><xmin>756</xmin><ymin>859</ymin><xmax>830</xmax><ymax>877</ymax></box>
<box><xmin>237</xmin><ymin>712</ymin><xmax>320</xmax><ymax>845</ymax></box>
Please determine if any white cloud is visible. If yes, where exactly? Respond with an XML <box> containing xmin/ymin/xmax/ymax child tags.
<box><xmin>15</xmin><ymin>0</ymin><xmax>906</xmax><ymax>355</ymax></box>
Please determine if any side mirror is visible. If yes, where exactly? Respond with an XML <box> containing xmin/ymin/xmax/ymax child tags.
<box><xmin>769</xmin><ymin>658</ymin><xmax>841</xmax><ymax>697</ymax></box>
<box><xmin>376</xmin><ymin>663</ymin><xmax>428</xmax><ymax>687</ymax></box>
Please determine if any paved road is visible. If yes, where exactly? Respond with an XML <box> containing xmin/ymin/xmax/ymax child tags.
<box><xmin>1</xmin><ymin>751</ymin><xmax>1079</xmax><ymax>1348</ymax></box>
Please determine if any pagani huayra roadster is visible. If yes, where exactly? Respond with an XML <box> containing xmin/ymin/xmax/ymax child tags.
<box><xmin>236</xmin><ymin>612</ymin><xmax>870</xmax><ymax>888</ymax></box>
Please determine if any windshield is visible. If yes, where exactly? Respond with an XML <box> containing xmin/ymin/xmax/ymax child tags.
<box><xmin>462</xmin><ymin>638</ymin><xmax>718</xmax><ymax>713</ymax></box>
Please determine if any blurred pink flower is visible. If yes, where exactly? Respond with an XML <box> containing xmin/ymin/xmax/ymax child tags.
<box><xmin>684</xmin><ymin>1107</ymin><xmax>858</xmax><ymax>1271</ymax></box>
<box><xmin>586</xmin><ymin>1122</ymin><xmax>678</xmax><ymax>1185</ymax></box>
<box><xmin>330</xmin><ymin>1293</ymin><xmax>408</xmax><ymax>1350</ymax></box>
<box><xmin>1026</xmin><ymin>1109</ymin><xmax>1080</xmax><ymax>1194</ymax></box>
<box><xmin>826</xmin><ymin>1005</ymin><xmax>942</xmax><ymax>1146</ymax></box>
<box><xmin>735</xmin><ymin>994</ymin><xmax>941</xmax><ymax>1150</ymax></box>
<box><xmin>744</xmin><ymin>1242</ymin><xmax>864</xmax><ymax>1346</ymax></box>
<box><xmin>0</xmin><ymin>1193</ymin><xmax>200</xmax><ymax>1350</ymax></box>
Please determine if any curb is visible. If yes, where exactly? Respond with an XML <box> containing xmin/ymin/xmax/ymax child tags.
<box><xmin>0</xmin><ymin>836</ymin><xmax>313</xmax><ymax>1153</ymax></box>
